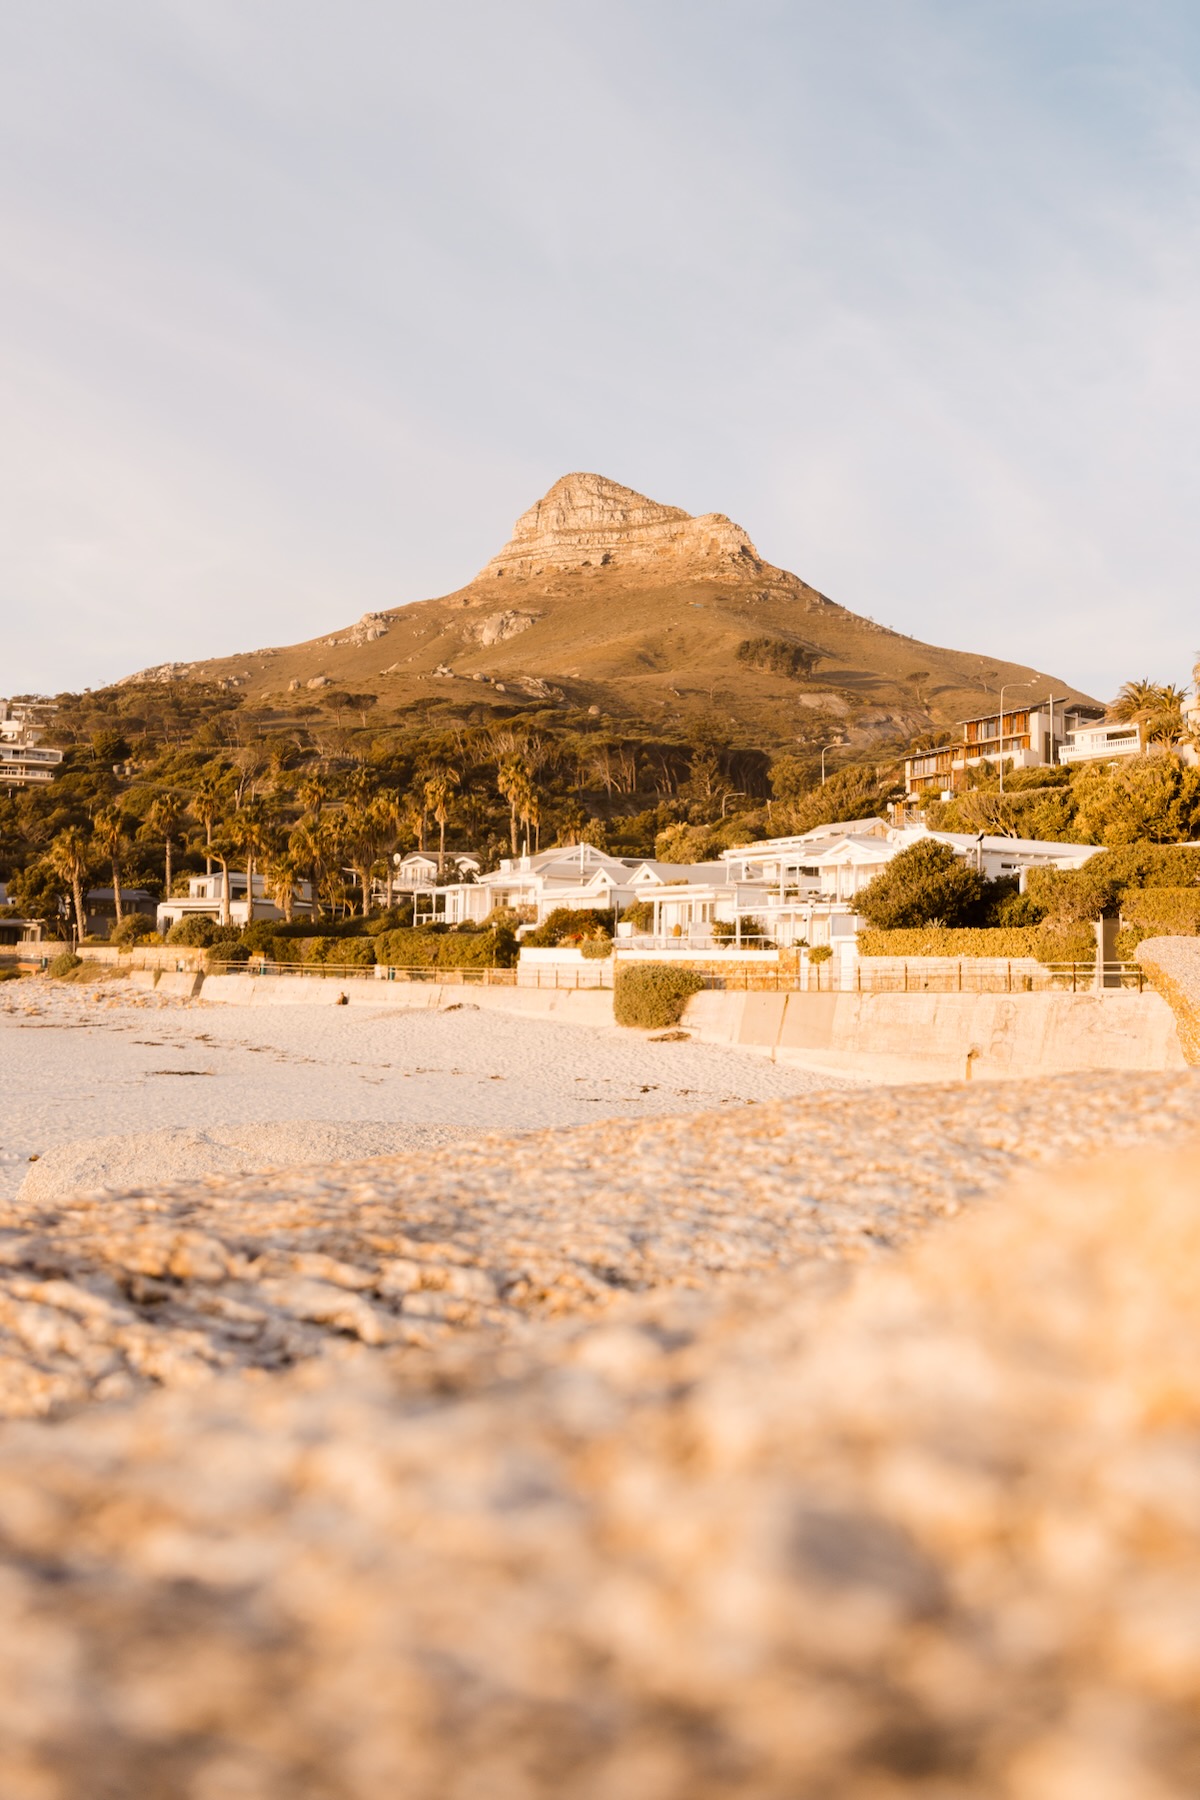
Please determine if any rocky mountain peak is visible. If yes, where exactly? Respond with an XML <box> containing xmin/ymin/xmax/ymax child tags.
<box><xmin>478</xmin><ymin>472</ymin><xmax>761</xmax><ymax>579</ymax></box>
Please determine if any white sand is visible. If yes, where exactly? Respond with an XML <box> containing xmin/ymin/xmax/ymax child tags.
<box><xmin>0</xmin><ymin>979</ymin><xmax>848</xmax><ymax>1201</ymax></box>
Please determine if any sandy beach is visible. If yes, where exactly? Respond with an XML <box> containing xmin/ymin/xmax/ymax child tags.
<box><xmin>0</xmin><ymin>976</ymin><xmax>849</xmax><ymax>1201</ymax></box>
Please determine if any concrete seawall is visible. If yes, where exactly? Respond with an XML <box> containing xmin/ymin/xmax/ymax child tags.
<box><xmin>681</xmin><ymin>987</ymin><xmax>1187</xmax><ymax>1082</ymax></box>
<box><xmin>176</xmin><ymin>970</ymin><xmax>1187</xmax><ymax>1082</ymax></box>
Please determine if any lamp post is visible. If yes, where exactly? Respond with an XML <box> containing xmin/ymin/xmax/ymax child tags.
<box><xmin>996</xmin><ymin>681</ymin><xmax>1036</xmax><ymax>796</ymax></box>
<box><xmin>820</xmin><ymin>741</ymin><xmax>841</xmax><ymax>787</ymax></box>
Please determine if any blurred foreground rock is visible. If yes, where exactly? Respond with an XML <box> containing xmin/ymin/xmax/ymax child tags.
<box><xmin>0</xmin><ymin>1142</ymin><xmax>1198</xmax><ymax>1797</ymax></box>
<box><xmin>2</xmin><ymin>1071</ymin><xmax>1200</xmax><ymax>1418</ymax></box>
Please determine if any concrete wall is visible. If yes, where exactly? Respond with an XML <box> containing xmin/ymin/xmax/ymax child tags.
<box><xmin>196</xmin><ymin>972</ymin><xmax>615</xmax><ymax>1029</ymax></box>
<box><xmin>681</xmin><ymin>987</ymin><xmax>1186</xmax><ymax>1082</ymax></box>
<box><xmin>187</xmin><ymin>970</ymin><xmax>1186</xmax><ymax>1081</ymax></box>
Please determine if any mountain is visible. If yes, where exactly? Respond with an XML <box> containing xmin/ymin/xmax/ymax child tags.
<box><xmin>122</xmin><ymin>473</ymin><xmax>1097</xmax><ymax>750</ymax></box>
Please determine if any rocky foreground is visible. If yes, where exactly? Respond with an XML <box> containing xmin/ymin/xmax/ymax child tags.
<box><xmin>0</xmin><ymin>1071</ymin><xmax>1198</xmax><ymax>1796</ymax></box>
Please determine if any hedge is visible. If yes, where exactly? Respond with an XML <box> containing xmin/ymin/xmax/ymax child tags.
<box><xmin>1120</xmin><ymin>888</ymin><xmax>1200</xmax><ymax>933</ymax></box>
<box><xmin>48</xmin><ymin>952</ymin><xmax>82</xmax><ymax>978</ymax></box>
<box><xmin>614</xmin><ymin>964</ymin><xmax>704</xmax><ymax>1029</ymax></box>
<box><xmin>374</xmin><ymin>926</ymin><xmax>518</xmax><ymax>969</ymax></box>
<box><xmin>857</xmin><ymin>925</ymin><xmax>1095</xmax><ymax>963</ymax></box>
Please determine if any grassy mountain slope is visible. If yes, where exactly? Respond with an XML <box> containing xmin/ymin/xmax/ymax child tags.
<box><xmin>124</xmin><ymin>474</ymin><xmax>1097</xmax><ymax>751</ymax></box>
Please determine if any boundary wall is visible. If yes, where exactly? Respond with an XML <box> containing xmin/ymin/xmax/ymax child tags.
<box><xmin>680</xmin><ymin>988</ymin><xmax>1186</xmax><ymax>1082</ymax></box>
<box><xmin>178</xmin><ymin>970</ymin><xmax>1186</xmax><ymax>1082</ymax></box>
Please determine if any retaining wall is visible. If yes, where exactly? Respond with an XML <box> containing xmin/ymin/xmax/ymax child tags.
<box><xmin>158</xmin><ymin>970</ymin><xmax>1188</xmax><ymax>1081</ymax></box>
<box><xmin>680</xmin><ymin>987</ymin><xmax>1186</xmax><ymax>1082</ymax></box>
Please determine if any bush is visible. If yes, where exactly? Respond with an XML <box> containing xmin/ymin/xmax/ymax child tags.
<box><xmin>857</xmin><ymin>925</ymin><xmax>1095</xmax><ymax>963</ymax></box>
<box><xmin>48</xmin><ymin>952</ymin><xmax>82</xmax><ymax>978</ymax></box>
<box><xmin>206</xmin><ymin>937</ymin><xmax>251</xmax><ymax>969</ymax></box>
<box><xmin>167</xmin><ymin>915</ymin><xmax>223</xmax><ymax>947</ymax></box>
<box><xmin>523</xmin><ymin>908</ymin><xmax>614</xmax><ymax>947</ymax></box>
<box><xmin>111</xmin><ymin>914</ymin><xmax>158</xmax><ymax>948</ymax></box>
<box><xmin>307</xmin><ymin>936</ymin><xmax>376</xmax><ymax>968</ymax></box>
<box><xmin>374</xmin><ymin>926</ymin><xmax>518</xmax><ymax>969</ymax></box>
<box><xmin>614</xmin><ymin>964</ymin><xmax>704</xmax><ymax>1029</ymax></box>
<box><xmin>857</xmin><ymin>841</ymin><xmax>988</xmax><ymax>930</ymax></box>
<box><xmin>1120</xmin><ymin>888</ymin><xmax>1200</xmax><ymax>934</ymax></box>
<box><xmin>619</xmin><ymin>901</ymin><xmax>655</xmax><ymax>933</ymax></box>
<box><xmin>808</xmin><ymin>944</ymin><xmax>833</xmax><ymax>964</ymax></box>
<box><xmin>580</xmin><ymin>938</ymin><xmax>613</xmax><ymax>959</ymax></box>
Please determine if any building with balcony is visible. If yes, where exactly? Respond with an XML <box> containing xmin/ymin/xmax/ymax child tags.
<box><xmin>1057</xmin><ymin>721</ymin><xmax>1145</xmax><ymax>765</ymax></box>
<box><xmin>904</xmin><ymin>701</ymin><xmax>1103</xmax><ymax>800</ymax></box>
<box><xmin>156</xmin><ymin>872</ymin><xmax>315</xmax><ymax>936</ymax></box>
<box><xmin>0</xmin><ymin>699</ymin><xmax>63</xmax><ymax>788</ymax></box>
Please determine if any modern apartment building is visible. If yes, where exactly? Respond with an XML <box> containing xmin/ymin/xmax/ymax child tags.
<box><xmin>904</xmin><ymin>700</ymin><xmax>1104</xmax><ymax>800</ymax></box>
<box><xmin>0</xmin><ymin>699</ymin><xmax>63</xmax><ymax>788</ymax></box>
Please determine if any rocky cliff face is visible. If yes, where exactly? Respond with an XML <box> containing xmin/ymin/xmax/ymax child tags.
<box><xmin>479</xmin><ymin>471</ymin><xmax>760</xmax><ymax>578</ymax></box>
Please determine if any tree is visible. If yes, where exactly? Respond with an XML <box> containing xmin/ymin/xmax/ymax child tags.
<box><xmin>856</xmin><ymin>840</ymin><xmax>987</xmax><ymax>930</ymax></box>
<box><xmin>342</xmin><ymin>802</ymin><xmax>383</xmax><ymax>916</ymax></box>
<box><xmin>231</xmin><ymin>799</ymin><xmax>274</xmax><ymax>923</ymax></box>
<box><xmin>92</xmin><ymin>806</ymin><xmax>130</xmax><ymax>925</ymax></box>
<box><xmin>1109</xmin><ymin>679</ymin><xmax>1168</xmax><ymax>723</ymax></box>
<box><xmin>782</xmin><ymin>765</ymin><xmax>895</xmax><ymax>835</ymax></box>
<box><xmin>208</xmin><ymin>831</ymin><xmax>237</xmax><ymax>928</ymax></box>
<box><xmin>191</xmin><ymin>772</ymin><xmax>225</xmax><ymax>875</ymax></box>
<box><xmin>47</xmin><ymin>826</ymin><xmax>92</xmax><ymax>942</ymax></box>
<box><xmin>147</xmin><ymin>792</ymin><xmax>184</xmax><ymax>898</ymax></box>
<box><xmin>265</xmin><ymin>853</ymin><xmax>302</xmax><ymax>924</ymax></box>
<box><xmin>1071</xmin><ymin>753</ymin><xmax>1200</xmax><ymax>846</ymax></box>
<box><xmin>497</xmin><ymin>753</ymin><xmax>533</xmax><ymax>856</ymax></box>
<box><xmin>423</xmin><ymin>768</ymin><xmax>460</xmax><ymax>874</ymax></box>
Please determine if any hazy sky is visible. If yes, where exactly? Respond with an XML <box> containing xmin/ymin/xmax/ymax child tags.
<box><xmin>3</xmin><ymin>1</ymin><xmax>1198</xmax><ymax>699</ymax></box>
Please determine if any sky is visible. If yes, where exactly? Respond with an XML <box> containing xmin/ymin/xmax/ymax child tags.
<box><xmin>2</xmin><ymin>0</ymin><xmax>1198</xmax><ymax>700</ymax></box>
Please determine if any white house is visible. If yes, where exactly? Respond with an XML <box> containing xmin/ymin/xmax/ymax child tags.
<box><xmin>157</xmin><ymin>872</ymin><xmax>315</xmax><ymax>936</ymax></box>
<box><xmin>413</xmin><ymin>843</ymin><xmax>728</xmax><ymax>929</ymax></box>
<box><xmin>644</xmin><ymin>823</ymin><xmax>1101</xmax><ymax>951</ymax></box>
<box><xmin>1057</xmin><ymin>721</ymin><xmax>1145</xmax><ymax>766</ymax></box>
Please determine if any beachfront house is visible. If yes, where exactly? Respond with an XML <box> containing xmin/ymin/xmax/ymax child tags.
<box><xmin>641</xmin><ymin>823</ymin><xmax>1101</xmax><ymax>951</ymax></box>
<box><xmin>157</xmin><ymin>872</ymin><xmax>315</xmax><ymax>936</ymax></box>
<box><xmin>413</xmin><ymin>842</ymin><xmax>728</xmax><ymax>929</ymax></box>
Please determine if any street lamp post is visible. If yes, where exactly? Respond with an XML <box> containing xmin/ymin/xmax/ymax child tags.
<box><xmin>820</xmin><ymin>741</ymin><xmax>841</xmax><ymax>787</ymax></box>
<box><xmin>996</xmin><ymin>681</ymin><xmax>1036</xmax><ymax>796</ymax></box>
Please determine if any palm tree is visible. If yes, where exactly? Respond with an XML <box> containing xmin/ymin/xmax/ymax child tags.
<box><xmin>370</xmin><ymin>790</ymin><xmax>405</xmax><ymax>909</ymax></box>
<box><xmin>342</xmin><ymin>802</ymin><xmax>382</xmax><ymax>916</ymax></box>
<box><xmin>298</xmin><ymin>774</ymin><xmax>329</xmax><ymax>817</ymax></box>
<box><xmin>208</xmin><ymin>830</ymin><xmax>237</xmax><ymax>928</ymax></box>
<box><xmin>404</xmin><ymin>788</ymin><xmax>428</xmax><ymax>854</ymax></box>
<box><xmin>497</xmin><ymin>753</ymin><xmax>532</xmax><ymax>856</ymax></box>
<box><xmin>92</xmin><ymin>806</ymin><xmax>129</xmax><ymax>926</ymax></box>
<box><xmin>231</xmin><ymin>799</ymin><xmax>274</xmax><ymax>923</ymax></box>
<box><xmin>265</xmin><ymin>853</ymin><xmax>302</xmax><ymax>924</ymax></box>
<box><xmin>148</xmin><ymin>792</ymin><xmax>184</xmax><ymax>899</ymax></box>
<box><xmin>48</xmin><ymin>826</ymin><xmax>91</xmax><ymax>943</ymax></box>
<box><xmin>423</xmin><ymin>768</ymin><xmax>460</xmax><ymax>875</ymax></box>
<box><xmin>1109</xmin><ymin>679</ymin><xmax>1168</xmax><ymax>723</ymax></box>
<box><xmin>191</xmin><ymin>773</ymin><xmax>225</xmax><ymax>875</ymax></box>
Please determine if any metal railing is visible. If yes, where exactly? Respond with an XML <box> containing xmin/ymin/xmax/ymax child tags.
<box><xmin>844</xmin><ymin>960</ymin><xmax>1146</xmax><ymax>995</ymax></box>
<box><xmin>205</xmin><ymin>960</ymin><xmax>615</xmax><ymax>990</ymax></box>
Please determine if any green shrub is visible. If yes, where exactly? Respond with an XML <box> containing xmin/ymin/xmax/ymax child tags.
<box><xmin>307</xmin><ymin>935</ymin><xmax>376</xmax><ymax>967</ymax></box>
<box><xmin>1120</xmin><ymin>888</ymin><xmax>1200</xmax><ymax>934</ymax></box>
<box><xmin>614</xmin><ymin>964</ymin><xmax>704</xmax><ymax>1029</ymax></box>
<box><xmin>167</xmin><ymin>915</ymin><xmax>223</xmax><ymax>947</ymax></box>
<box><xmin>0</xmin><ymin>967</ymin><xmax>20</xmax><ymax>983</ymax></box>
<box><xmin>856</xmin><ymin>925</ymin><xmax>1095</xmax><ymax>963</ymax></box>
<box><xmin>856</xmin><ymin>841</ymin><xmax>987</xmax><ymax>930</ymax></box>
<box><xmin>619</xmin><ymin>901</ymin><xmax>655</xmax><ymax>932</ymax></box>
<box><xmin>374</xmin><ymin>926</ymin><xmax>517</xmax><ymax>969</ymax></box>
<box><xmin>808</xmin><ymin>944</ymin><xmax>833</xmax><ymax>964</ymax></box>
<box><xmin>523</xmin><ymin>907</ymin><xmax>614</xmax><ymax>947</ymax></box>
<box><xmin>206</xmin><ymin>938</ymin><xmax>251</xmax><ymax>969</ymax></box>
<box><xmin>580</xmin><ymin>937</ymin><xmax>613</xmax><ymax>959</ymax></box>
<box><xmin>48</xmin><ymin>952</ymin><xmax>82</xmax><ymax>978</ymax></box>
<box><xmin>111</xmin><ymin>914</ymin><xmax>158</xmax><ymax>948</ymax></box>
